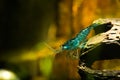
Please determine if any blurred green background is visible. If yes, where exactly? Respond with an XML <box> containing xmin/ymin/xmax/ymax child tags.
<box><xmin>0</xmin><ymin>0</ymin><xmax>120</xmax><ymax>80</ymax></box>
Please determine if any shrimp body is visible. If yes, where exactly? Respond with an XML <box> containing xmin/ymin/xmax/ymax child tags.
<box><xmin>62</xmin><ymin>23</ymin><xmax>101</xmax><ymax>50</ymax></box>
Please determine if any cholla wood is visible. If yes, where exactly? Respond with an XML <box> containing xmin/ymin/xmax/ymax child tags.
<box><xmin>79</xmin><ymin>18</ymin><xmax>120</xmax><ymax>79</ymax></box>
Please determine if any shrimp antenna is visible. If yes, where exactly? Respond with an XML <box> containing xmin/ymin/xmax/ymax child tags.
<box><xmin>43</xmin><ymin>42</ymin><xmax>62</xmax><ymax>54</ymax></box>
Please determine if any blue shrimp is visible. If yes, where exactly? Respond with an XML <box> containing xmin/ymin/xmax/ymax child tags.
<box><xmin>61</xmin><ymin>23</ymin><xmax>102</xmax><ymax>50</ymax></box>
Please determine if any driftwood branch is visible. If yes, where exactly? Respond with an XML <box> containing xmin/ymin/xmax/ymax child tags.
<box><xmin>78</xmin><ymin>63</ymin><xmax>120</xmax><ymax>79</ymax></box>
<box><xmin>78</xmin><ymin>18</ymin><xmax>120</xmax><ymax>80</ymax></box>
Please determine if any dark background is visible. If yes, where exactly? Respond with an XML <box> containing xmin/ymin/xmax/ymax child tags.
<box><xmin>0</xmin><ymin>0</ymin><xmax>57</xmax><ymax>51</ymax></box>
